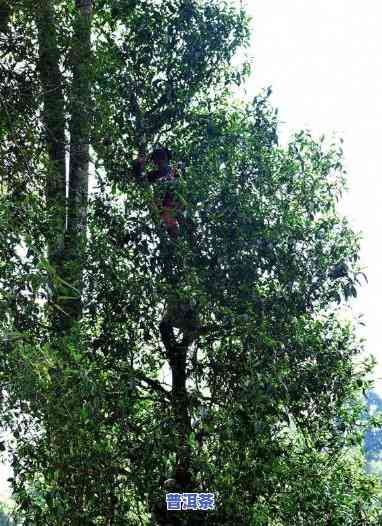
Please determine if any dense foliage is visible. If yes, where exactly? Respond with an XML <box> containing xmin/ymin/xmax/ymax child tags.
<box><xmin>0</xmin><ymin>1</ymin><xmax>381</xmax><ymax>525</ymax></box>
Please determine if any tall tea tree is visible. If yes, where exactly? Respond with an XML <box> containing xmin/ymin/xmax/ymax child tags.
<box><xmin>81</xmin><ymin>94</ymin><xmax>381</xmax><ymax>524</ymax></box>
<box><xmin>2</xmin><ymin>92</ymin><xmax>381</xmax><ymax>524</ymax></box>
<box><xmin>2</xmin><ymin>1</ymin><xmax>380</xmax><ymax>525</ymax></box>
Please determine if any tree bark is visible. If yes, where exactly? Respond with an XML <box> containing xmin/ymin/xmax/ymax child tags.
<box><xmin>160</xmin><ymin>318</ymin><xmax>193</xmax><ymax>484</ymax></box>
<box><xmin>36</xmin><ymin>1</ymin><xmax>92</xmax><ymax>333</ymax></box>
<box><xmin>35</xmin><ymin>2</ymin><xmax>66</xmax><ymax>279</ymax></box>
<box><xmin>156</xmin><ymin>308</ymin><xmax>197</xmax><ymax>525</ymax></box>
<box><xmin>64</xmin><ymin>0</ymin><xmax>92</xmax><ymax>328</ymax></box>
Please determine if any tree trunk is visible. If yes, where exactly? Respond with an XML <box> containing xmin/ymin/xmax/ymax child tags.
<box><xmin>36</xmin><ymin>0</ymin><xmax>92</xmax><ymax>333</ymax></box>
<box><xmin>160</xmin><ymin>319</ymin><xmax>193</xmax><ymax>485</ymax></box>
<box><xmin>156</xmin><ymin>304</ymin><xmax>198</xmax><ymax>525</ymax></box>
<box><xmin>63</xmin><ymin>0</ymin><xmax>92</xmax><ymax>329</ymax></box>
<box><xmin>35</xmin><ymin>1</ymin><xmax>66</xmax><ymax>286</ymax></box>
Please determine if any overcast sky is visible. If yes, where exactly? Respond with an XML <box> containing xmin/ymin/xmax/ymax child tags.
<box><xmin>1</xmin><ymin>0</ymin><xmax>382</xmax><ymax>503</ymax></box>
<box><xmin>241</xmin><ymin>0</ymin><xmax>382</xmax><ymax>388</ymax></box>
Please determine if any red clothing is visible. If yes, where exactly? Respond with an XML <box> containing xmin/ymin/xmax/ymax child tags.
<box><xmin>131</xmin><ymin>161</ymin><xmax>181</xmax><ymax>237</ymax></box>
<box><xmin>146</xmin><ymin>166</ymin><xmax>178</xmax><ymax>208</ymax></box>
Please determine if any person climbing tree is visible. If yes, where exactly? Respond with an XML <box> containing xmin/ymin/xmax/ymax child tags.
<box><xmin>131</xmin><ymin>147</ymin><xmax>182</xmax><ymax>238</ymax></box>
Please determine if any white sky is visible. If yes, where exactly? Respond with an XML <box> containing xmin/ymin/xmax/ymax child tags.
<box><xmin>241</xmin><ymin>0</ymin><xmax>382</xmax><ymax>388</ymax></box>
<box><xmin>1</xmin><ymin>0</ymin><xmax>382</xmax><ymax>503</ymax></box>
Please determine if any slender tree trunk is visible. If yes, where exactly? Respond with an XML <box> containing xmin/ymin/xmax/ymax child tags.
<box><xmin>36</xmin><ymin>0</ymin><xmax>92</xmax><ymax>332</ymax></box>
<box><xmin>35</xmin><ymin>2</ymin><xmax>66</xmax><ymax>282</ymax></box>
<box><xmin>63</xmin><ymin>0</ymin><xmax>92</xmax><ymax>328</ymax></box>
<box><xmin>161</xmin><ymin>319</ymin><xmax>193</xmax><ymax>486</ymax></box>
<box><xmin>157</xmin><ymin>308</ymin><xmax>197</xmax><ymax>525</ymax></box>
